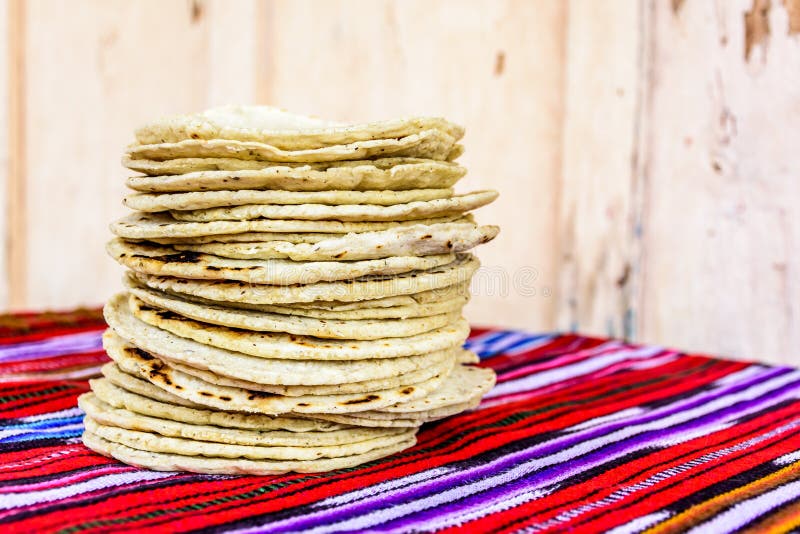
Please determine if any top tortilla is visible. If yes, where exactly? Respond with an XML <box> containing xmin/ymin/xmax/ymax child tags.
<box><xmin>134</xmin><ymin>105</ymin><xmax>464</xmax><ymax>148</ymax></box>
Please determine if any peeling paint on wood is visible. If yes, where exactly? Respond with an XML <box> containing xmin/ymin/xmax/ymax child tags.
<box><xmin>641</xmin><ymin>0</ymin><xmax>800</xmax><ymax>363</ymax></box>
<box><xmin>744</xmin><ymin>0</ymin><xmax>771</xmax><ymax>60</ymax></box>
<box><xmin>785</xmin><ymin>0</ymin><xmax>800</xmax><ymax>33</ymax></box>
<box><xmin>494</xmin><ymin>50</ymin><xmax>505</xmax><ymax>76</ymax></box>
<box><xmin>190</xmin><ymin>0</ymin><xmax>205</xmax><ymax>24</ymax></box>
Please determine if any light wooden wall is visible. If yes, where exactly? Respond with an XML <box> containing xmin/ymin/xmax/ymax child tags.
<box><xmin>2</xmin><ymin>0</ymin><xmax>799</xmax><ymax>363</ymax></box>
<box><xmin>559</xmin><ymin>0</ymin><xmax>800</xmax><ymax>363</ymax></box>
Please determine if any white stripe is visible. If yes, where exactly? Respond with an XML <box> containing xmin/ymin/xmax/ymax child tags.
<box><xmin>0</xmin><ymin>331</ymin><xmax>102</xmax><ymax>361</ymax></box>
<box><xmin>776</xmin><ymin>450</ymin><xmax>800</xmax><ymax>465</ymax></box>
<box><xmin>0</xmin><ymin>447</ymin><xmax>80</xmax><ymax>472</ymax></box>
<box><xmin>625</xmin><ymin>353</ymin><xmax>679</xmax><ymax>370</ymax></box>
<box><xmin>687</xmin><ymin>477</ymin><xmax>800</xmax><ymax>533</ymax></box>
<box><xmin>485</xmin><ymin>346</ymin><xmax>663</xmax><ymax>399</ymax></box>
<box><xmin>410</xmin><ymin>487</ymin><xmax>554</xmax><ymax>533</ymax></box>
<box><xmin>713</xmin><ymin>365</ymin><xmax>771</xmax><ymax>386</ymax></box>
<box><xmin>567</xmin><ymin>407</ymin><xmax>645</xmax><ymax>432</ymax></box>
<box><xmin>18</xmin><ymin>407</ymin><xmax>83</xmax><ymax>423</ymax></box>
<box><xmin>0</xmin><ymin>422</ymin><xmax>85</xmax><ymax>440</ymax></box>
<box><xmin>0</xmin><ymin>470</ymin><xmax>176</xmax><ymax>510</ymax></box>
<box><xmin>4</xmin><ymin>365</ymin><xmax>105</xmax><ymax>382</ymax></box>
<box><xmin>320</xmin><ymin>467</ymin><xmax>453</xmax><ymax>507</ymax></box>
<box><xmin>651</xmin><ymin>421</ymin><xmax>735</xmax><ymax>447</ymax></box>
<box><xmin>607</xmin><ymin>512</ymin><xmax>671</xmax><ymax>534</ymax></box>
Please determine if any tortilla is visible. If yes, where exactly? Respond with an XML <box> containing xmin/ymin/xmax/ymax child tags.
<box><xmin>129</xmin><ymin>289</ymin><xmax>461</xmax><ymax>340</ymax></box>
<box><xmin>311</xmin><ymin>398</ymin><xmax>481</xmax><ymax>428</ymax></box>
<box><xmin>83</xmin><ymin>417</ymin><xmax>415</xmax><ymax>461</ymax></box>
<box><xmin>104</xmin><ymin>298</ymin><xmax>458</xmax><ymax>385</ymax></box>
<box><xmin>104</xmin><ymin>333</ymin><xmax>452</xmax><ymax>414</ymax></box>
<box><xmin>169</xmin><ymin>191</ymin><xmax>498</xmax><ymax>222</ymax></box>
<box><xmin>127</xmin><ymin>254</ymin><xmax>479</xmax><ymax>305</ymax></box>
<box><xmin>168</xmin><ymin>223</ymin><xmax>497</xmax><ymax>262</ymax></box>
<box><xmin>124</xmin><ymin>188</ymin><xmax>454</xmax><ymax>212</ymax></box>
<box><xmin>83</xmin><ymin>431</ymin><xmax>416</xmax><ymax>474</ymax></box>
<box><xmin>111</xmin><ymin>211</ymin><xmax>465</xmax><ymax>239</ymax></box>
<box><xmin>125</xmin><ymin>157</ymin><xmax>466</xmax><ymax>189</ymax></box>
<box><xmin>92</xmin><ymin>374</ymin><xmax>346</xmax><ymax>432</ymax></box>
<box><xmin>168</xmin><ymin>350</ymin><xmax>455</xmax><ymax>397</ymax></box>
<box><xmin>380</xmin><ymin>365</ymin><xmax>496</xmax><ymax>413</ymax></box>
<box><xmin>108</xmin><ymin>238</ymin><xmax>455</xmax><ymax>285</ymax></box>
<box><xmin>150</xmin><ymin>232</ymin><xmax>336</xmax><ymax>245</ymax></box>
<box><xmin>134</xmin><ymin>105</ymin><xmax>463</xmax><ymax>147</ymax></box>
<box><xmin>120</xmin><ymin>282</ymin><xmax>470</xmax><ymax>360</ymax></box>
<box><xmin>80</xmin><ymin>392</ymin><xmax>402</xmax><ymax>446</ymax></box>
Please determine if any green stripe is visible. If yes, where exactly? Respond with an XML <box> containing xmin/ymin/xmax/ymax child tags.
<box><xmin>60</xmin><ymin>359</ymin><xmax>725</xmax><ymax>532</ymax></box>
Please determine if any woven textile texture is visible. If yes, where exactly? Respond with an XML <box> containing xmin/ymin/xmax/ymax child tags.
<box><xmin>2</xmin><ymin>308</ymin><xmax>800</xmax><ymax>533</ymax></box>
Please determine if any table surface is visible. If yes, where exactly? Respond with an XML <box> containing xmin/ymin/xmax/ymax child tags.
<box><xmin>2</xmin><ymin>309</ymin><xmax>800</xmax><ymax>533</ymax></box>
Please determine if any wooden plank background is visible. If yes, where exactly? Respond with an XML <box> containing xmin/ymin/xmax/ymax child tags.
<box><xmin>1</xmin><ymin>0</ymin><xmax>798</xmax><ymax>363</ymax></box>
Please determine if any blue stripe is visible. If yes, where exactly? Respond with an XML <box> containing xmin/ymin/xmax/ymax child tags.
<box><xmin>466</xmin><ymin>332</ymin><xmax>555</xmax><ymax>358</ymax></box>
<box><xmin>0</xmin><ymin>427</ymin><xmax>84</xmax><ymax>444</ymax></box>
<box><xmin>1</xmin><ymin>415</ymin><xmax>85</xmax><ymax>431</ymax></box>
<box><xmin>466</xmin><ymin>331</ymin><xmax>508</xmax><ymax>347</ymax></box>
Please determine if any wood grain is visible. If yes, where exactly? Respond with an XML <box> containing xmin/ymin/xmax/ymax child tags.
<box><xmin>206</xmin><ymin>0</ymin><xmax>260</xmax><ymax>105</ymax></box>
<box><xmin>640</xmin><ymin>0</ymin><xmax>800</xmax><ymax>361</ymax></box>
<box><xmin>257</xmin><ymin>0</ymin><xmax>567</xmax><ymax>331</ymax></box>
<box><xmin>21</xmin><ymin>0</ymin><xmax>211</xmax><ymax>308</ymax></box>
<box><xmin>557</xmin><ymin>0</ymin><xmax>645</xmax><ymax>339</ymax></box>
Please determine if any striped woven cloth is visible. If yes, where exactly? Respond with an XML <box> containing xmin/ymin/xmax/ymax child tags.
<box><xmin>2</xmin><ymin>309</ymin><xmax>800</xmax><ymax>533</ymax></box>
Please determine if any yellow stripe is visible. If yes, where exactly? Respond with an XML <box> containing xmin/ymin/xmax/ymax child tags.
<box><xmin>646</xmin><ymin>461</ymin><xmax>800</xmax><ymax>534</ymax></box>
<box><xmin>740</xmin><ymin>500</ymin><xmax>800</xmax><ymax>534</ymax></box>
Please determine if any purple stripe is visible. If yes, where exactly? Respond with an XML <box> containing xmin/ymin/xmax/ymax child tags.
<box><xmin>0</xmin><ymin>331</ymin><xmax>104</xmax><ymax>364</ymax></box>
<box><xmin>270</xmin><ymin>366</ymin><xmax>792</xmax><ymax>533</ymax></box>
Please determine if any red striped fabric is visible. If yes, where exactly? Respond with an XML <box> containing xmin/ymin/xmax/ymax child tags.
<box><xmin>2</xmin><ymin>308</ymin><xmax>800</xmax><ymax>533</ymax></box>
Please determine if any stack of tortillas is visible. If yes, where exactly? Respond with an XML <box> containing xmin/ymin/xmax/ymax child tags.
<box><xmin>80</xmin><ymin>106</ymin><xmax>499</xmax><ymax>475</ymax></box>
